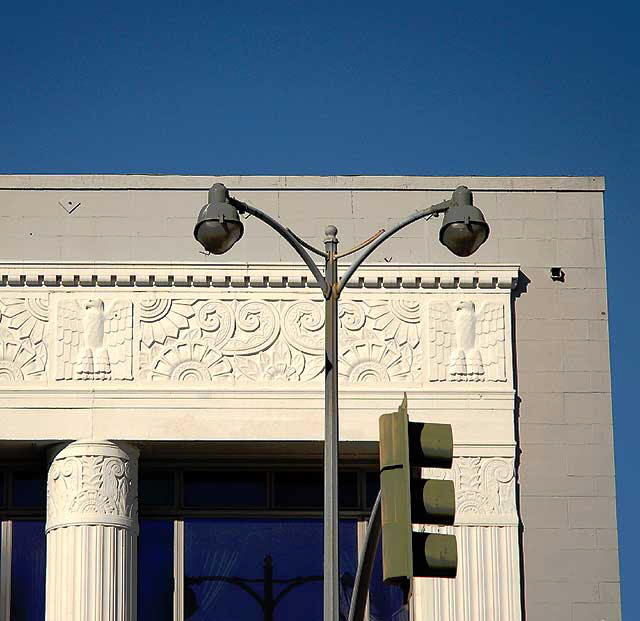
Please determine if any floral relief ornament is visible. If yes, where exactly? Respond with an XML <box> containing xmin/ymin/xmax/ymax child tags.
<box><xmin>423</xmin><ymin>457</ymin><xmax>516</xmax><ymax>520</ymax></box>
<box><xmin>365</xmin><ymin>298</ymin><xmax>421</xmax><ymax>348</ymax></box>
<box><xmin>139</xmin><ymin>298</ymin><xmax>196</xmax><ymax>347</ymax></box>
<box><xmin>338</xmin><ymin>339</ymin><xmax>411</xmax><ymax>383</ymax></box>
<box><xmin>150</xmin><ymin>329</ymin><xmax>233</xmax><ymax>382</ymax></box>
<box><xmin>139</xmin><ymin>297</ymin><xmax>426</xmax><ymax>385</ymax></box>
<box><xmin>0</xmin><ymin>338</ymin><xmax>46</xmax><ymax>382</ymax></box>
<box><xmin>47</xmin><ymin>450</ymin><xmax>138</xmax><ymax>531</ymax></box>
<box><xmin>0</xmin><ymin>297</ymin><xmax>49</xmax><ymax>381</ymax></box>
<box><xmin>235</xmin><ymin>340</ymin><xmax>306</xmax><ymax>382</ymax></box>
<box><xmin>0</xmin><ymin>297</ymin><xmax>49</xmax><ymax>344</ymax></box>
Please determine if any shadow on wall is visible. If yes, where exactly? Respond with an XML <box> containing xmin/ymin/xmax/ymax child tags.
<box><xmin>512</xmin><ymin>269</ymin><xmax>530</xmax><ymax>621</ymax></box>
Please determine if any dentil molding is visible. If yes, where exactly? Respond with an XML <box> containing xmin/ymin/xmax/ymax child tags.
<box><xmin>0</xmin><ymin>262</ymin><xmax>519</xmax><ymax>289</ymax></box>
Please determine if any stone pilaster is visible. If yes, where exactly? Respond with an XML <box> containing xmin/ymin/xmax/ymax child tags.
<box><xmin>45</xmin><ymin>440</ymin><xmax>139</xmax><ymax>621</ymax></box>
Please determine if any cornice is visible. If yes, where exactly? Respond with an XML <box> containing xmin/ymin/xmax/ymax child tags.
<box><xmin>0</xmin><ymin>262</ymin><xmax>520</xmax><ymax>290</ymax></box>
<box><xmin>0</xmin><ymin>174</ymin><xmax>605</xmax><ymax>191</ymax></box>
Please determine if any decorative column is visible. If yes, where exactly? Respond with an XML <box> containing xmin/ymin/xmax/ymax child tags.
<box><xmin>45</xmin><ymin>440</ymin><xmax>139</xmax><ymax>621</ymax></box>
<box><xmin>412</xmin><ymin>456</ymin><xmax>522</xmax><ymax>621</ymax></box>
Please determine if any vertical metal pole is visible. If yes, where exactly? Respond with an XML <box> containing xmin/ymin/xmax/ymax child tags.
<box><xmin>324</xmin><ymin>225</ymin><xmax>340</xmax><ymax>621</ymax></box>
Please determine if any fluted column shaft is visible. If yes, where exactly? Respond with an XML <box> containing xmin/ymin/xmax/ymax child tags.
<box><xmin>45</xmin><ymin>440</ymin><xmax>139</xmax><ymax>621</ymax></box>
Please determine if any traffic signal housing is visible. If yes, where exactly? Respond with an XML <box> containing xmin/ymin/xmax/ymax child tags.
<box><xmin>379</xmin><ymin>395</ymin><xmax>457</xmax><ymax>588</ymax></box>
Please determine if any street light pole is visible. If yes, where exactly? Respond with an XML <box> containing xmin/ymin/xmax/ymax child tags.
<box><xmin>324</xmin><ymin>225</ymin><xmax>340</xmax><ymax>621</ymax></box>
<box><xmin>194</xmin><ymin>182</ymin><xmax>489</xmax><ymax>621</ymax></box>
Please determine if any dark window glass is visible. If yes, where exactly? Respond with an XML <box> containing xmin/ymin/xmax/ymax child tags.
<box><xmin>184</xmin><ymin>518</ymin><xmax>356</xmax><ymax>621</ymax></box>
<box><xmin>139</xmin><ymin>472</ymin><xmax>175</xmax><ymax>509</ymax></box>
<box><xmin>11</xmin><ymin>521</ymin><xmax>46</xmax><ymax>621</ymax></box>
<box><xmin>339</xmin><ymin>471</ymin><xmax>359</xmax><ymax>509</ymax></box>
<box><xmin>184</xmin><ymin>471</ymin><xmax>267</xmax><ymax>508</ymax></box>
<box><xmin>0</xmin><ymin>472</ymin><xmax>4</xmax><ymax>506</ymax></box>
<box><xmin>273</xmin><ymin>471</ymin><xmax>359</xmax><ymax>509</ymax></box>
<box><xmin>273</xmin><ymin>471</ymin><xmax>322</xmax><ymax>508</ymax></box>
<box><xmin>12</xmin><ymin>472</ymin><xmax>46</xmax><ymax>508</ymax></box>
<box><xmin>365</xmin><ymin>471</ymin><xmax>380</xmax><ymax>508</ymax></box>
<box><xmin>138</xmin><ymin>519</ymin><xmax>174</xmax><ymax>621</ymax></box>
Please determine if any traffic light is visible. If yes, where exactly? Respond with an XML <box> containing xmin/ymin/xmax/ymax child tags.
<box><xmin>379</xmin><ymin>395</ymin><xmax>457</xmax><ymax>590</ymax></box>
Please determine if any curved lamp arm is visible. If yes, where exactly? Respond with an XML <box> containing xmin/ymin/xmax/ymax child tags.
<box><xmin>337</xmin><ymin>200</ymin><xmax>451</xmax><ymax>295</ymax></box>
<box><xmin>233</xmin><ymin>199</ymin><xmax>329</xmax><ymax>297</ymax></box>
<box><xmin>347</xmin><ymin>490</ymin><xmax>382</xmax><ymax>621</ymax></box>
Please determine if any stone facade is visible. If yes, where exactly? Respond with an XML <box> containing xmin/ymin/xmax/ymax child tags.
<box><xmin>0</xmin><ymin>175</ymin><xmax>617</xmax><ymax>621</ymax></box>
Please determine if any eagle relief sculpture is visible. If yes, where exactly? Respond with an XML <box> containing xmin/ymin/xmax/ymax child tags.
<box><xmin>56</xmin><ymin>299</ymin><xmax>133</xmax><ymax>380</ymax></box>
<box><xmin>428</xmin><ymin>299</ymin><xmax>506</xmax><ymax>382</ymax></box>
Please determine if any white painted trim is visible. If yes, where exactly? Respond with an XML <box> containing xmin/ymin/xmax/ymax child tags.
<box><xmin>0</xmin><ymin>392</ymin><xmax>517</xmax><ymax>446</ymax></box>
<box><xmin>0</xmin><ymin>262</ymin><xmax>520</xmax><ymax>290</ymax></box>
<box><xmin>0</xmin><ymin>387</ymin><xmax>517</xmax><ymax>399</ymax></box>
<box><xmin>0</xmin><ymin>175</ymin><xmax>605</xmax><ymax>191</ymax></box>
<box><xmin>173</xmin><ymin>520</ymin><xmax>184</xmax><ymax>621</ymax></box>
<box><xmin>0</xmin><ymin>521</ymin><xmax>11</xmax><ymax>621</ymax></box>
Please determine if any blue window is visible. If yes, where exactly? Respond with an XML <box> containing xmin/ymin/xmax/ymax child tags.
<box><xmin>138</xmin><ymin>519</ymin><xmax>174</xmax><ymax>621</ymax></box>
<box><xmin>11</xmin><ymin>521</ymin><xmax>46</xmax><ymax>621</ymax></box>
<box><xmin>136</xmin><ymin>466</ymin><xmax>403</xmax><ymax>619</ymax></box>
<box><xmin>370</xmin><ymin>545</ymin><xmax>405</xmax><ymax>621</ymax></box>
<box><xmin>184</xmin><ymin>518</ymin><xmax>357</xmax><ymax>621</ymax></box>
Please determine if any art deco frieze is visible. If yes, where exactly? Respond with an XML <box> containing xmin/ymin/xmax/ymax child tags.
<box><xmin>56</xmin><ymin>299</ymin><xmax>133</xmax><ymax>380</ymax></box>
<box><xmin>0</xmin><ymin>296</ymin><xmax>49</xmax><ymax>381</ymax></box>
<box><xmin>138</xmin><ymin>297</ymin><xmax>421</xmax><ymax>385</ymax></box>
<box><xmin>428</xmin><ymin>300</ymin><xmax>506</xmax><ymax>382</ymax></box>
<box><xmin>0</xmin><ymin>264</ymin><xmax>517</xmax><ymax>389</ymax></box>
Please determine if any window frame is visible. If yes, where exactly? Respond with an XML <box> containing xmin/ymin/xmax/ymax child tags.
<box><xmin>138</xmin><ymin>461</ymin><xmax>380</xmax><ymax>520</ymax></box>
<box><xmin>0</xmin><ymin>461</ymin><xmax>402</xmax><ymax>621</ymax></box>
<box><xmin>138</xmin><ymin>460</ymin><xmax>390</xmax><ymax>621</ymax></box>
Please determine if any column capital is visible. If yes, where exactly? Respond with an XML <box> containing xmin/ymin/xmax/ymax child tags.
<box><xmin>46</xmin><ymin>439</ymin><xmax>139</xmax><ymax>533</ymax></box>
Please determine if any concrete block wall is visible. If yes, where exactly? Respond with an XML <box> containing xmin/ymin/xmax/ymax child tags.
<box><xmin>0</xmin><ymin>175</ymin><xmax>619</xmax><ymax>621</ymax></box>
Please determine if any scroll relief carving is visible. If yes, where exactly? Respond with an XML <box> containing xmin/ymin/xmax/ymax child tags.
<box><xmin>0</xmin><ymin>295</ymin><xmax>510</xmax><ymax>385</ymax></box>
<box><xmin>47</xmin><ymin>448</ymin><xmax>138</xmax><ymax>532</ymax></box>
<box><xmin>428</xmin><ymin>300</ymin><xmax>506</xmax><ymax>382</ymax></box>
<box><xmin>138</xmin><ymin>297</ymin><xmax>422</xmax><ymax>384</ymax></box>
<box><xmin>424</xmin><ymin>457</ymin><xmax>516</xmax><ymax>522</ymax></box>
<box><xmin>0</xmin><ymin>297</ymin><xmax>49</xmax><ymax>381</ymax></box>
<box><xmin>56</xmin><ymin>299</ymin><xmax>133</xmax><ymax>380</ymax></box>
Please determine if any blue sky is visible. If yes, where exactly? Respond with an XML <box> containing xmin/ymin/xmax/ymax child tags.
<box><xmin>1</xmin><ymin>0</ymin><xmax>638</xmax><ymax>615</ymax></box>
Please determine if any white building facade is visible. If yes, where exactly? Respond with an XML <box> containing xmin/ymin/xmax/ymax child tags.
<box><xmin>0</xmin><ymin>176</ymin><xmax>618</xmax><ymax>621</ymax></box>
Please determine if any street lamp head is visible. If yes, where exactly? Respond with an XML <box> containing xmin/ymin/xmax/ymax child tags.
<box><xmin>439</xmin><ymin>186</ymin><xmax>489</xmax><ymax>257</ymax></box>
<box><xmin>194</xmin><ymin>183</ymin><xmax>244</xmax><ymax>254</ymax></box>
